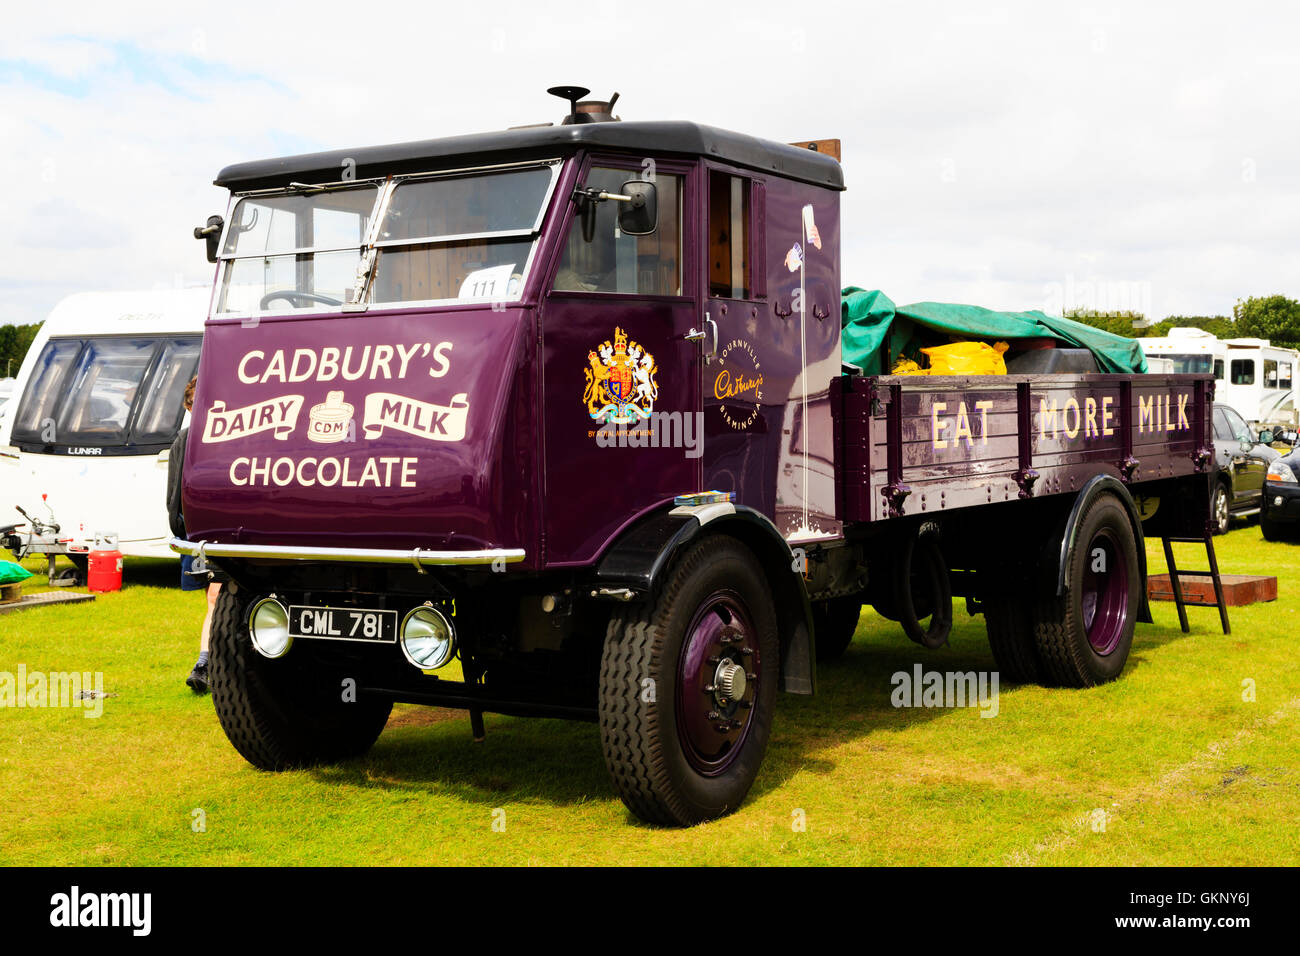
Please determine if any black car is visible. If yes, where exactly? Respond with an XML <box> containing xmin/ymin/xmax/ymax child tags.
<box><xmin>1261</xmin><ymin>440</ymin><xmax>1300</xmax><ymax>540</ymax></box>
<box><xmin>1211</xmin><ymin>403</ymin><xmax>1280</xmax><ymax>535</ymax></box>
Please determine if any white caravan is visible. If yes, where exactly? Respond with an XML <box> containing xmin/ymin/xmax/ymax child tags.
<box><xmin>1140</xmin><ymin>328</ymin><xmax>1299</xmax><ymax>428</ymax></box>
<box><xmin>0</xmin><ymin>288</ymin><xmax>209</xmax><ymax>559</ymax></box>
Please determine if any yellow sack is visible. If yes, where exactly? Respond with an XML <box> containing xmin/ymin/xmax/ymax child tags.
<box><xmin>891</xmin><ymin>357</ymin><xmax>927</xmax><ymax>375</ymax></box>
<box><xmin>920</xmin><ymin>340</ymin><xmax>1009</xmax><ymax>375</ymax></box>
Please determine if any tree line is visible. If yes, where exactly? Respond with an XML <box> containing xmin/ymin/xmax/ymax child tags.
<box><xmin>1068</xmin><ymin>294</ymin><xmax>1300</xmax><ymax>347</ymax></box>
<box><xmin>0</xmin><ymin>323</ymin><xmax>41</xmax><ymax>380</ymax></box>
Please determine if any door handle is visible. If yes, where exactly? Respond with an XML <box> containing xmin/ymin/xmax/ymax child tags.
<box><xmin>685</xmin><ymin>315</ymin><xmax>718</xmax><ymax>360</ymax></box>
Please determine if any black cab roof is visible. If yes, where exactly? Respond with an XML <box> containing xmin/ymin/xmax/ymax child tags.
<box><xmin>215</xmin><ymin>120</ymin><xmax>845</xmax><ymax>192</ymax></box>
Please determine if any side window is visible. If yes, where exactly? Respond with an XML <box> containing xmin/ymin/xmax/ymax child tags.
<box><xmin>1265</xmin><ymin>359</ymin><xmax>1279</xmax><ymax>387</ymax></box>
<box><xmin>1231</xmin><ymin>359</ymin><xmax>1255</xmax><ymax>385</ymax></box>
<box><xmin>1213</xmin><ymin>359</ymin><xmax>1224</xmax><ymax>381</ymax></box>
<box><xmin>708</xmin><ymin>171</ymin><xmax>751</xmax><ymax>299</ymax></box>
<box><xmin>1225</xmin><ymin>408</ymin><xmax>1252</xmax><ymax>443</ymax></box>
<box><xmin>553</xmin><ymin>166</ymin><xmax>682</xmax><ymax>296</ymax></box>
<box><xmin>1281</xmin><ymin>362</ymin><xmax>1294</xmax><ymax>389</ymax></box>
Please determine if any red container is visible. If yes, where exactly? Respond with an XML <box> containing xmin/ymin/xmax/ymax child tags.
<box><xmin>87</xmin><ymin>536</ymin><xmax>123</xmax><ymax>593</ymax></box>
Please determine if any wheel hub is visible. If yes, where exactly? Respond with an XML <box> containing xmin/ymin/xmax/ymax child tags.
<box><xmin>676</xmin><ymin>592</ymin><xmax>761</xmax><ymax>776</ymax></box>
<box><xmin>713</xmin><ymin>658</ymin><xmax>747</xmax><ymax>705</ymax></box>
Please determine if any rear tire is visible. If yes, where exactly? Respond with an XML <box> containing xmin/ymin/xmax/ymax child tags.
<box><xmin>813</xmin><ymin>595</ymin><xmax>861</xmax><ymax>661</ymax></box>
<box><xmin>598</xmin><ymin>536</ymin><xmax>779</xmax><ymax>826</ymax></box>
<box><xmin>984</xmin><ymin>596</ymin><xmax>1042</xmax><ymax>684</ymax></box>
<box><xmin>1032</xmin><ymin>493</ymin><xmax>1141</xmax><ymax>688</ymax></box>
<box><xmin>210</xmin><ymin>587</ymin><xmax>392</xmax><ymax>770</ymax></box>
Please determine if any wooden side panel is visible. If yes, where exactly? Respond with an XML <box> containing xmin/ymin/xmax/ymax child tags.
<box><xmin>834</xmin><ymin>373</ymin><xmax>1213</xmax><ymax>523</ymax></box>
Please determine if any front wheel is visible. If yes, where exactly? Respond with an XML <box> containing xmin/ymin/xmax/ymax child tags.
<box><xmin>1261</xmin><ymin>513</ymin><xmax>1286</xmax><ymax>541</ymax></box>
<box><xmin>1032</xmin><ymin>493</ymin><xmax>1141</xmax><ymax>687</ymax></box>
<box><xmin>210</xmin><ymin>587</ymin><xmax>392</xmax><ymax>770</ymax></box>
<box><xmin>598</xmin><ymin>536</ymin><xmax>779</xmax><ymax>826</ymax></box>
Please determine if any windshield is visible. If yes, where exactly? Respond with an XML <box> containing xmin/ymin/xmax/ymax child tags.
<box><xmin>216</xmin><ymin>163</ymin><xmax>559</xmax><ymax>314</ymax></box>
<box><xmin>217</xmin><ymin>185</ymin><xmax>377</xmax><ymax>314</ymax></box>
<box><xmin>11</xmin><ymin>336</ymin><xmax>202</xmax><ymax>451</ymax></box>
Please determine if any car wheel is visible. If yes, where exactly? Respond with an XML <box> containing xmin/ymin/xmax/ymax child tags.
<box><xmin>1212</xmin><ymin>482</ymin><xmax>1230</xmax><ymax>536</ymax></box>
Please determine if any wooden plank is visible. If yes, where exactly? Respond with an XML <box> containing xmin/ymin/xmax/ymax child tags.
<box><xmin>787</xmin><ymin>139</ymin><xmax>841</xmax><ymax>161</ymax></box>
<box><xmin>1147</xmin><ymin>573</ymin><xmax>1276</xmax><ymax>606</ymax></box>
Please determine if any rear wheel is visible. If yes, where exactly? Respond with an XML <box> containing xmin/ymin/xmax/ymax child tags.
<box><xmin>1032</xmin><ymin>493</ymin><xmax>1141</xmax><ymax>687</ymax></box>
<box><xmin>598</xmin><ymin>536</ymin><xmax>779</xmax><ymax>826</ymax></box>
<box><xmin>984</xmin><ymin>596</ymin><xmax>1042</xmax><ymax>684</ymax></box>
<box><xmin>210</xmin><ymin>586</ymin><xmax>392</xmax><ymax>770</ymax></box>
<box><xmin>813</xmin><ymin>595</ymin><xmax>861</xmax><ymax>661</ymax></box>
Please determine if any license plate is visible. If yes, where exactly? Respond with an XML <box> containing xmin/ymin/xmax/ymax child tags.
<box><xmin>288</xmin><ymin>605</ymin><xmax>397</xmax><ymax>644</ymax></box>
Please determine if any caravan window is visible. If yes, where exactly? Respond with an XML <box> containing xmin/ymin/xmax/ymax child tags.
<box><xmin>11</xmin><ymin>338</ymin><xmax>81</xmax><ymax>439</ymax></box>
<box><xmin>1281</xmin><ymin>362</ymin><xmax>1293</xmax><ymax>389</ymax></box>
<box><xmin>57</xmin><ymin>339</ymin><xmax>157</xmax><ymax>441</ymax></box>
<box><xmin>1230</xmin><ymin>359</ymin><xmax>1255</xmax><ymax>385</ymax></box>
<box><xmin>1167</xmin><ymin>354</ymin><xmax>1212</xmax><ymax>374</ymax></box>
<box><xmin>133</xmin><ymin>338</ymin><xmax>204</xmax><ymax>444</ymax></box>
<box><xmin>1213</xmin><ymin>359</ymin><xmax>1224</xmax><ymax>380</ymax></box>
<box><xmin>1265</xmin><ymin>360</ymin><xmax>1279</xmax><ymax>387</ymax></box>
<box><xmin>11</xmin><ymin>336</ymin><xmax>203</xmax><ymax>451</ymax></box>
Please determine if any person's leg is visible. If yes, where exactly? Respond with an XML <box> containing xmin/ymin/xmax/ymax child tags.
<box><xmin>200</xmin><ymin>582</ymin><xmax>220</xmax><ymax>656</ymax></box>
<box><xmin>187</xmin><ymin>582</ymin><xmax>221</xmax><ymax>693</ymax></box>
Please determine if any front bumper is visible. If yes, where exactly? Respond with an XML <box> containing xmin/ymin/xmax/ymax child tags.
<box><xmin>1261</xmin><ymin>482</ymin><xmax>1300</xmax><ymax>524</ymax></box>
<box><xmin>168</xmin><ymin>537</ymin><xmax>526</xmax><ymax>569</ymax></box>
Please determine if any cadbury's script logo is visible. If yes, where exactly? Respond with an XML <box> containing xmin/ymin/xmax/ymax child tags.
<box><xmin>713</xmin><ymin>338</ymin><xmax>764</xmax><ymax>430</ymax></box>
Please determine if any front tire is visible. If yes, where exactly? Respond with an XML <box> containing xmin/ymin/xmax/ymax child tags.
<box><xmin>1032</xmin><ymin>493</ymin><xmax>1141</xmax><ymax>688</ymax></box>
<box><xmin>210</xmin><ymin>586</ymin><xmax>392</xmax><ymax>770</ymax></box>
<box><xmin>1261</xmin><ymin>513</ymin><xmax>1286</xmax><ymax>541</ymax></box>
<box><xmin>598</xmin><ymin>536</ymin><xmax>779</xmax><ymax>826</ymax></box>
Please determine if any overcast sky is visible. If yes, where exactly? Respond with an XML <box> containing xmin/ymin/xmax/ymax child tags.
<box><xmin>1</xmin><ymin>0</ymin><xmax>1296</xmax><ymax>328</ymax></box>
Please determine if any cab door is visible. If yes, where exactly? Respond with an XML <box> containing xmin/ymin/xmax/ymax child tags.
<box><xmin>539</xmin><ymin>156</ymin><xmax>701</xmax><ymax>565</ymax></box>
<box><xmin>700</xmin><ymin>164</ymin><xmax>842</xmax><ymax>540</ymax></box>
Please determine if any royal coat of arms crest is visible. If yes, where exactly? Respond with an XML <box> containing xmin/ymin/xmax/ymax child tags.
<box><xmin>584</xmin><ymin>326</ymin><xmax>658</xmax><ymax>424</ymax></box>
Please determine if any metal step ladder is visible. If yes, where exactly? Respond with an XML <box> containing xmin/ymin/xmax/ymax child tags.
<box><xmin>1160</xmin><ymin>534</ymin><xmax>1231</xmax><ymax>635</ymax></box>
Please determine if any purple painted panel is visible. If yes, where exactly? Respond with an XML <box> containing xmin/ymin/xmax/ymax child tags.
<box><xmin>539</xmin><ymin>294</ymin><xmax>701</xmax><ymax>564</ymax></box>
<box><xmin>182</xmin><ymin>306</ymin><xmax>539</xmax><ymax>558</ymax></box>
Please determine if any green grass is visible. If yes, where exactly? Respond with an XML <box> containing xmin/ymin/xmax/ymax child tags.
<box><xmin>2</xmin><ymin>525</ymin><xmax>1298</xmax><ymax>866</ymax></box>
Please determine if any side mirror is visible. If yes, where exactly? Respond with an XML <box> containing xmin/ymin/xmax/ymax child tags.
<box><xmin>193</xmin><ymin>215</ymin><xmax>224</xmax><ymax>264</ymax></box>
<box><xmin>617</xmin><ymin>180</ymin><xmax>657</xmax><ymax>236</ymax></box>
<box><xmin>1260</xmin><ymin>430</ymin><xmax>1274</xmax><ymax>444</ymax></box>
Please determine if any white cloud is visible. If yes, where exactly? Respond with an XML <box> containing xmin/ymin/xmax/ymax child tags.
<box><xmin>0</xmin><ymin>0</ymin><xmax>1297</xmax><ymax>327</ymax></box>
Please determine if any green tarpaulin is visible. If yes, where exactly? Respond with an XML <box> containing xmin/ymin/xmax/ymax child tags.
<box><xmin>841</xmin><ymin>287</ymin><xmax>1148</xmax><ymax>375</ymax></box>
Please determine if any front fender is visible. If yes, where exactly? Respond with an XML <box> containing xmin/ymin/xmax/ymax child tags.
<box><xmin>594</xmin><ymin>503</ymin><xmax>816</xmax><ymax>695</ymax></box>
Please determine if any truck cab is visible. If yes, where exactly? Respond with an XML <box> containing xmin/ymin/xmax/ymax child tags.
<box><xmin>181</xmin><ymin>91</ymin><xmax>847</xmax><ymax>825</ymax></box>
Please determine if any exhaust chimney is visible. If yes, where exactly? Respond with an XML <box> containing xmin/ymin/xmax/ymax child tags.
<box><xmin>548</xmin><ymin>86</ymin><xmax>621</xmax><ymax>124</ymax></box>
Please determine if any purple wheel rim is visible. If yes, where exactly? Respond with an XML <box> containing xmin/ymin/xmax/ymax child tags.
<box><xmin>1080</xmin><ymin>529</ymin><xmax>1128</xmax><ymax>655</ymax></box>
<box><xmin>675</xmin><ymin>591</ymin><xmax>760</xmax><ymax>776</ymax></box>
